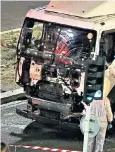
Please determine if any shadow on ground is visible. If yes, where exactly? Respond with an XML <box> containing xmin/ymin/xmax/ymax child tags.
<box><xmin>9</xmin><ymin>120</ymin><xmax>115</xmax><ymax>152</ymax></box>
<box><xmin>10</xmin><ymin>120</ymin><xmax>83</xmax><ymax>141</ymax></box>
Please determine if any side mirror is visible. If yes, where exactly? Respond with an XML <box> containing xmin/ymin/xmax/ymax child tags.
<box><xmin>21</xmin><ymin>27</ymin><xmax>33</xmax><ymax>46</ymax></box>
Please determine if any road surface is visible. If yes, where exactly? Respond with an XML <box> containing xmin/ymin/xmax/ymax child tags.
<box><xmin>1</xmin><ymin>1</ymin><xmax>115</xmax><ymax>152</ymax></box>
<box><xmin>1</xmin><ymin>1</ymin><xmax>49</xmax><ymax>31</ymax></box>
<box><xmin>1</xmin><ymin>100</ymin><xmax>115</xmax><ymax>152</ymax></box>
<box><xmin>1</xmin><ymin>100</ymin><xmax>83</xmax><ymax>152</ymax></box>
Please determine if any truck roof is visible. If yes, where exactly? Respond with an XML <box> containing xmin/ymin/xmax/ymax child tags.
<box><xmin>46</xmin><ymin>1</ymin><xmax>115</xmax><ymax>18</ymax></box>
<box><xmin>26</xmin><ymin>1</ymin><xmax>115</xmax><ymax>30</ymax></box>
<box><xmin>26</xmin><ymin>7</ymin><xmax>94</xmax><ymax>30</ymax></box>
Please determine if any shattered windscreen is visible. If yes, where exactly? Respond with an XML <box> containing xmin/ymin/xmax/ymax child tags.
<box><xmin>16</xmin><ymin>18</ymin><xmax>98</xmax><ymax>104</ymax></box>
<box><xmin>18</xmin><ymin>18</ymin><xmax>97</xmax><ymax>64</ymax></box>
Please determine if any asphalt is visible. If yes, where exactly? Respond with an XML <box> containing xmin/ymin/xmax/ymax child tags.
<box><xmin>1</xmin><ymin>1</ymin><xmax>115</xmax><ymax>152</ymax></box>
<box><xmin>1</xmin><ymin>1</ymin><xmax>49</xmax><ymax>31</ymax></box>
<box><xmin>1</xmin><ymin>100</ymin><xmax>83</xmax><ymax>152</ymax></box>
<box><xmin>1</xmin><ymin>100</ymin><xmax>115</xmax><ymax>152</ymax></box>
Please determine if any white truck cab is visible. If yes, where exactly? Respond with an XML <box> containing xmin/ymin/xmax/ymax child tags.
<box><xmin>15</xmin><ymin>1</ymin><xmax>115</xmax><ymax>131</ymax></box>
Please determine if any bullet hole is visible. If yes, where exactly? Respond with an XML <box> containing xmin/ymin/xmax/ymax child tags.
<box><xmin>82</xmin><ymin>11</ymin><xmax>85</xmax><ymax>13</ymax></box>
<box><xmin>32</xmin><ymin>62</ymin><xmax>35</xmax><ymax>65</ymax></box>
<box><xmin>100</xmin><ymin>22</ymin><xmax>105</xmax><ymax>26</ymax></box>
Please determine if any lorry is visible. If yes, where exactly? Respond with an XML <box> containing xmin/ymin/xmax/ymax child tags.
<box><xmin>15</xmin><ymin>1</ymin><xmax>115</xmax><ymax>131</ymax></box>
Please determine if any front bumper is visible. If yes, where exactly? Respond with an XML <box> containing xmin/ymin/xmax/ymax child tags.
<box><xmin>28</xmin><ymin>96</ymin><xmax>72</xmax><ymax>115</ymax></box>
<box><xmin>16</xmin><ymin>108</ymin><xmax>59</xmax><ymax>124</ymax></box>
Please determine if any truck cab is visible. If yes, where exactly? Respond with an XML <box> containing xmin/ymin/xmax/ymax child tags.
<box><xmin>15</xmin><ymin>1</ymin><xmax>115</xmax><ymax>129</ymax></box>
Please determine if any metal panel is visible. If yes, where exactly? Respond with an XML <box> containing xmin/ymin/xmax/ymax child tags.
<box><xmin>31</xmin><ymin>97</ymin><xmax>71</xmax><ymax>114</ymax></box>
<box><xmin>46</xmin><ymin>1</ymin><xmax>105</xmax><ymax>17</ymax></box>
<box><xmin>26</xmin><ymin>9</ymin><xmax>94</xmax><ymax>29</ymax></box>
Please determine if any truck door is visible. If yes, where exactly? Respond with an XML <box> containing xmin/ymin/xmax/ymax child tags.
<box><xmin>100</xmin><ymin>29</ymin><xmax>115</xmax><ymax>98</ymax></box>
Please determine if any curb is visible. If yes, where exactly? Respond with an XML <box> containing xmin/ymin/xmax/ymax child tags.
<box><xmin>0</xmin><ymin>24</ymin><xmax>42</xmax><ymax>35</ymax></box>
<box><xmin>1</xmin><ymin>88</ymin><xmax>26</xmax><ymax>104</ymax></box>
<box><xmin>0</xmin><ymin>24</ymin><xmax>42</xmax><ymax>48</ymax></box>
<box><xmin>0</xmin><ymin>28</ymin><xmax>21</xmax><ymax>35</ymax></box>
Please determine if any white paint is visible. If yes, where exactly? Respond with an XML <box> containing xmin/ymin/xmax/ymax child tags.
<box><xmin>4</xmin><ymin>113</ymin><xmax>14</xmax><ymax>116</ymax></box>
<box><xmin>33</xmin><ymin>146</ymin><xmax>40</xmax><ymax>149</ymax></box>
<box><xmin>0</xmin><ymin>28</ymin><xmax>21</xmax><ymax>35</ymax></box>
<box><xmin>43</xmin><ymin>148</ymin><xmax>50</xmax><ymax>150</ymax></box>
<box><xmin>51</xmin><ymin>149</ymin><xmax>58</xmax><ymax>151</ymax></box>
<box><xmin>22</xmin><ymin>146</ymin><xmax>30</xmax><ymax>148</ymax></box>
<box><xmin>1</xmin><ymin>88</ymin><xmax>25</xmax><ymax>98</ymax></box>
<box><xmin>61</xmin><ymin>150</ymin><xmax>68</xmax><ymax>152</ymax></box>
<box><xmin>0</xmin><ymin>24</ymin><xmax>42</xmax><ymax>35</ymax></box>
<box><xmin>1</xmin><ymin>124</ymin><xmax>27</xmax><ymax>129</ymax></box>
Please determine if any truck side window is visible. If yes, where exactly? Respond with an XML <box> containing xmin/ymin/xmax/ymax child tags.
<box><xmin>32</xmin><ymin>22</ymin><xmax>43</xmax><ymax>41</ymax></box>
<box><xmin>101</xmin><ymin>31</ymin><xmax>115</xmax><ymax>64</ymax></box>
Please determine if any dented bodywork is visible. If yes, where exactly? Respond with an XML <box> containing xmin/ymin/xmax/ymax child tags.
<box><xmin>15</xmin><ymin>1</ymin><xmax>115</xmax><ymax>128</ymax></box>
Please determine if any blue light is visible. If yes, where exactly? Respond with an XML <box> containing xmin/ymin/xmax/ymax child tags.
<box><xmin>87</xmin><ymin>97</ymin><xmax>93</xmax><ymax>101</ymax></box>
<box><xmin>94</xmin><ymin>90</ymin><xmax>102</xmax><ymax>98</ymax></box>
